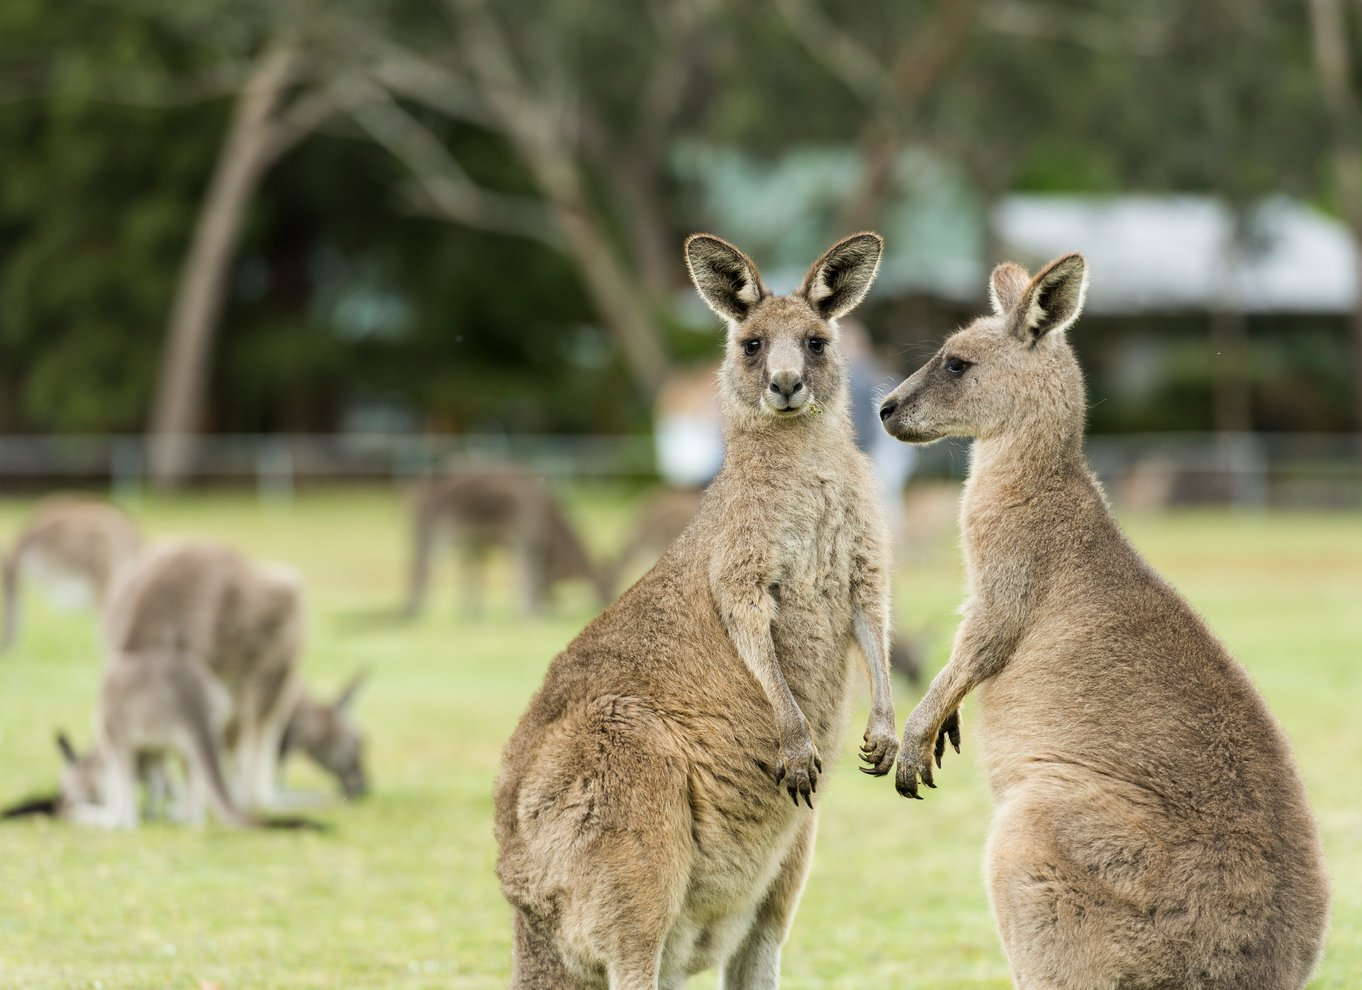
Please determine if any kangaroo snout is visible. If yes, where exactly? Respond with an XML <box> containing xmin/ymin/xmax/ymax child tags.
<box><xmin>765</xmin><ymin>367</ymin><xmax>808</xmax><ymax>412</ymax></box>
<box><xmin>878</xmin><ymin>397</ymin><xmax>898</xmax><ymax>421</ymax></box>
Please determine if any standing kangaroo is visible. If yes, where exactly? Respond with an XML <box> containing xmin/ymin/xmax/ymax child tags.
<box><xmin>104</xmin><ymin>540</ymin><xmax>306</xmax><ymax>815</ymax></box>
<box><xmin>879</xmin><ymin>254</ymin><xmax>1329</xmax><ymax>989</ymax></box>
<box><xmin>404</xmin><ymin>470</ymin><xmax>610</xmax><ymax>618</ymax></box>
<box><xmin>495</xmin><ymin>233</ymin><xmax>898</xmax><ymax>990</ymax></box>
<box><xmin>2</xmin><ymin>494</ymin><xmax>140</xmax><ymax>652</ymax></box>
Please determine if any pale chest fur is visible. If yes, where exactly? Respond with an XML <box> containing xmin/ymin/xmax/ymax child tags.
<box><xmin>763</xmin><ymin>453</ymin><xmax>875</xmax><ymax>742</ymax></box>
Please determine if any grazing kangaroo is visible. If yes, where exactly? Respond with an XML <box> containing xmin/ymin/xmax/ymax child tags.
<box><xmin>2</xmin><ymin>494</ymin><xmax>140</xmax><ymax>652</ymax></box>
<box><xmin>878</xmin><ymin>254</ymin><xmax>1329</xmax><ymax>989</ymax></box>
<box><xmin>279</xmin><ymin>672</ymin><xmax>370</xmax><ymax>800</ymax></box>
<box><xmin>104</xmin><ymin>540</ymin><xmax>306</xmax><ymax>814</ymax></box>
<box><xmin>58</xmin><ymin>649</ymin><xmax>252</xmax><ymax>828</ymax></box>
<box><xmin>404</xmin><ymin>470</ymin><xmax>610</xmax><ymax>618</ymax></box>
<box><xmin>495</xmin><ymin>233</ymin><xmax>898</xmax><ymax>990</ymax></box>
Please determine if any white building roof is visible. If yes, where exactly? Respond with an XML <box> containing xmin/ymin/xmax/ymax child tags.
<box><xmin>992</xmin><ymin>195</ymin><xmax>1359</xmax><ymax>314</ymax></box>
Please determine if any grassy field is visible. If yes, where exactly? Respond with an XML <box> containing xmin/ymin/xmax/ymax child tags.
<box><xmin>0</xmin><ymin>486</ymin><xmax>1357</xmax><ymax>989</ymax></box>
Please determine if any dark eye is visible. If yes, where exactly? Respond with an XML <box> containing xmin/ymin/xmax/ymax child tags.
<box><xmin>807</xmin><ymin>337</ymin><xmax>826</xmax><ymax>355</ymax></box>
<box><xmin>945</xmin><ymin>356</ymin><xmax>972</xmax><ymax>377</ymax></box>
<box><xmin>743</xmin><ymin>339</ymin><xmax>762</xmax><ymax>357</ymax></box>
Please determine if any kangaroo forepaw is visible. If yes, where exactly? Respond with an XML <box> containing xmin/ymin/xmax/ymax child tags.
<box><xmin>859</xmin><ymin>718</ymin><xmax>899</xmax><ymax>777</ymax></box>
<box><xmin>773</xmin><ymin>739</ymin><xmax>821</xmax><ymax>808</ymax></box>
<box><xmin>895</xmin><ymin>709</ymin><xmax>960</xmax><ymax>801</ymax></box>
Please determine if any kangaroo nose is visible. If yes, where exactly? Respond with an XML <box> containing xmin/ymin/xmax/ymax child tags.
<box><xmin>769</xmin><ymin>375</ymin><xmax>804</xmax><ymax>399</ymax></box>
<box><xmin>879</xmin><ymin>398</ymin><xmax>898</xmax><ymax>422</ymax></box>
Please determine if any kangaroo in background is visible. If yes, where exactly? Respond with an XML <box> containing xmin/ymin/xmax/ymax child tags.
<box><xmin>2</xmin><ymin>494</ymin><xmax>140</xmax><ymax>652</ymax></box>
<box><xmin>404</xmin><ymin>469</ymin><xmax>610</xmax><ymax>619</ymax></box>
<box><xmin>879</xmin><ymin>253</ymin><xmax>1329</xmax><ymax>988</ymax></box>
<box><xmin>7</xmin><ymin>670</ymin><xmax>369</xmax><ymax>827</ymax></box>
<box><xmin>279</xmin><ymin>672</ymin><xmax>369</xmax><ymax>800</ymax></box>
<box><xmin>105</xmin><ymin>540</ymin><xmax>306</xmax><ymax>814</ymax></box>
<box><xmin>57</xmin><ymin>649</ymin><xmax>252</xmax><ymax>828</ymax></box>
<box><xmin>496</xmin><ymin>233</ymin><xmax>898</xmax><ymax>989</ymax></box>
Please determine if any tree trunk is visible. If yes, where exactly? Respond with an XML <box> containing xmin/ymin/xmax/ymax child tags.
<box><xmin>839</xmin><ymin>0</ymin><xmax>979</xmax><ymax>232</ymax></box>
<box><xmin>146</xmin><ymin>44</ymin><xmax>298</xmax><ymax>489</ymax></box>
<box><xmin>1306</xmin><ymin>0</ymin><xmax>1362</xmax><ymax>430</ymax></box>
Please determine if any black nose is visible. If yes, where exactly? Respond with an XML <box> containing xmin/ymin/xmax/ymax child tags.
<box><xmin>879</xmin><ymin>399</ymin><xmax>898</xmax><ymax>422</ymax></box>
<box><xmin>769</xmin><ymin>378</ymin><xmax>804</xmax><ymax>398</ymax></box>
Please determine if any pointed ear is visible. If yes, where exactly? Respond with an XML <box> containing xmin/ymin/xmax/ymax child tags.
<box><xmin>684</xmin><ymin>234</ymin><xmax>768</xmax><ymax>324</ymax></box>
<box><xmin>56</xmin><ymin>732</ymin><xmax>77</xmax><ymax>766</ymax></box>
<box><xmin>1008</xmin><ymin>253</ymin><xmax>1088</xmax><ymax>343</ymax></box>
<box><xmin>335</xmin><ymin>669</ymin><xmax>368</xmax><ymax>712</ymax></box>
<box><xmin>988</xmin><ymin>262</ymin><xmax>1030</xmax><ymax>315</ymax></box>
<box><xmin>799</xmin><ymin>232</ymin><xmax>883</xmax><ymax>320</ymax></box>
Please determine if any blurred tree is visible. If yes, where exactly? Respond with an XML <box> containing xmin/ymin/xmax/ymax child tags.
<box><xmin>1306</xmin><ymin>0</ymin><xmax>1362</xmax><ymax>430</ymax></box>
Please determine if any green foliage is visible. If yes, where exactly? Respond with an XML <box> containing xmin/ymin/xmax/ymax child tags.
<box><xmin>0</xmin><ymin>0</ymin><xmax>1353</xmax><ymax>436</ymax></box>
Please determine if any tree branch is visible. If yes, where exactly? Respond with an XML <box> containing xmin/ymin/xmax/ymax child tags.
<box><xmin>345</xmin><ymin>79</ymin><xmax>558</xmax><ymax>245</ymax></box>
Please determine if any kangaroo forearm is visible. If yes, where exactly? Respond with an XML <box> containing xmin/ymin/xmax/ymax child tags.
<box><xmin>726</xmin><ymin>615</ymin><xmax>810</xmax><ymax>741</ymax></box>
<box><xmin>909</xmin><ymin>622</ymin><xmax>1013</xmax><ymax>734</ymax></box>
<box><xmin>852</xmin><ymin>607</ymin><xmax>894</xmax><ymax>721</ymax></box>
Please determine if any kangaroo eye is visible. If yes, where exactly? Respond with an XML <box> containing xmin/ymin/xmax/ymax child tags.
<box><xmin>743</xmin><ymin>339</ymin><xmax>762</xmax><ymax>357</ymax></box>
<box><xmin>807</xmin><ymin>337</ymin><xmax>826</xmax><ymax>355</ymax></box>
<box><xmin>945</xmin><ymin>356</ymin><xmax>972</xmax><ymax>376</ymax></box>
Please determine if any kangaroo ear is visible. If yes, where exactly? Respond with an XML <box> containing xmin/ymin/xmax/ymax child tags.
<box><xmin>1007</xmin><ymin>253</ymin><xmax>1088</xmax><ymax>343</ymax></box>
<box><xmin>56</xmin><ymin>732</ymin><xmax>77</xmax><ymax>766</ymax></box>
<box><xmin>799</xmin><ymin>232</ymin><xmax>883</xmax><ymax>320</ymax></box>
<box><xmin>988</xmin><ymin>262</ymin><xmax>1031</xmax><ymax>315</ymax></box>
<box><xmin>335</xmin><ymin>669</ymin><xmax>368</xmax><ymax>712</ymax></box>
<box><xmin>685</xmin><ymin>234</ymin><xmax>768</xmax><ymax>324</ymax></box>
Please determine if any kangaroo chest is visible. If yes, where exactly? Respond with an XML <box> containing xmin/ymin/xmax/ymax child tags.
<box><xmin>766</xmin><ymin>471</ymin><xmax>863</xmax><ymax>739</ymax></box>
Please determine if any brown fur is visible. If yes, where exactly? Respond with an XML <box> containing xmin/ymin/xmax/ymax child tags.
<box><xmin>404</xmin><ymin>469</ymin><xmax>610</xmax><ymax>619</ymax></box>
<box><xmin>2</xmin><ymin>494</ymin><xmax>140</xmax><ymax>652</ymax></box>
<box><xmin>495</xmin><ymin>233</ymin><xmax>897</xmax><ymax>989</ymax></box>
<box><xmin>104</xmin><ymin>540</ymin><xmax>306</xmax><ymax>814</ymax></box>
<box><xmin>879</xmin><ymin>253</ymin><xmax>1330</xmax><ymax>989</ymax></box>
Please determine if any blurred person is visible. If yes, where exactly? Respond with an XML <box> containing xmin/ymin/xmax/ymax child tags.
<box><xmin>653</xmin><ymin>361</ymin><xmax>724</xmax><ymax>488</ymax></box>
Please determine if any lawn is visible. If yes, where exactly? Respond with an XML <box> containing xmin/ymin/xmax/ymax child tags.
<box><xmin>0</xmin><ymin>486</ymin><xmax>1357</xmax><ymax>989</ymax></box>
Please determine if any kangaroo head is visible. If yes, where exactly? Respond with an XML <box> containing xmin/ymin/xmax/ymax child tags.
<box><xmin>685</xmin><ymin>232</ymin><xmax>883</xmax><ymax>425</ymax></box>
<box><xmin>281</xmin><ymin>673</ymin><xmax>369</xmax><ymax>800</ymax></box>
<box><xmin>879</xmin><ymin>253</ymin><xmax>1089</xmax><ymax>444</ymax></box>
<box><xmin>56</xmin><ymin>731</ymin><xmax>104</xmax><ymax>808</ymax></box>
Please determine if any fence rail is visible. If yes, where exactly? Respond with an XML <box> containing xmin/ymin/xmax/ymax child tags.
<box><xmin>0</xmin><ymin>432</ymin><xmax>1356</xmax><ymax>509</ymax></box>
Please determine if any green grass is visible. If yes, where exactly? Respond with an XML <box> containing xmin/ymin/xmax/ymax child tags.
<box><xmin>0</xmin><ymin>487</ymin><xmax>1357</xmax><ymax>989</ymax></box>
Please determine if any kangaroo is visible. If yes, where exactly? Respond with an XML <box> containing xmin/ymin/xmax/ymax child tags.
<box><xmin>602</xmin><ymin>487</ymin><xmax>702</xmax><ymax>592</ymax></box>
<box><xmin>404</xmin><ymin>469</ymin><xmax>610</xmax><ymax>619</ymax></box>
<box><xmin>878</xmin><ymin>253</ymin><xmax>1329</xmax><ymax>989</ymax></box>
<box><xmin>58</xmin><ymin>649</ymin><xmax>252</xmax><ymax>828</ymax></box>
<box><xmin>104</xmin><ymin>539</ymin><xmax>306</xmax><ymax>813</ymax></box>
<box><xmin>607</xmin><ymin>488</ymin><xmax>920</xmax><ymax>685</ymax></box>
<box><xmin>279</xmin><ymin>672</ymin><xmax>370</xmax><ymax>800</ymax></box>
<box><xmin>2</xmin><ymin>494</ymin><xmax>140</xmax><ymax>652</ymax></box>
<box><xmin>495</xmin><ymin>233</ymin><xmax>898</xmax><ymax>990</ymax></box>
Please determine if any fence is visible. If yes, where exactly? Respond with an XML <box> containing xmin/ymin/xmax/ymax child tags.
<box><xmin>0</xmin><ymin>432</ymin><xmax>1356</xmax><ymax>509</ymax></box>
